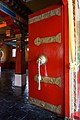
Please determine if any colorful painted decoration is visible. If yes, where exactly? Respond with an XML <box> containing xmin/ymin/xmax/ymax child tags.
<box><xmin>0</xmin><ymin>2</ymin><xmax>25</xmax><ymax>23</ymax></box>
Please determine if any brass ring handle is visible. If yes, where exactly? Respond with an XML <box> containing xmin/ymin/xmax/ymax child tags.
<box><xmin>36</xmin><ymin>54</ymin><xmax>47</xmax><ymax>65</ymax></box>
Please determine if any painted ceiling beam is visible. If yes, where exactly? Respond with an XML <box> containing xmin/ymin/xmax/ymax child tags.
<box><xmin>0</xmin><ymin>22</ymin><xmax>7</xmax><ymax>28</ymax></box>
<box><xmin>0</xmin><ymin>1</ymin><xmax>27</xmax><ymax>24</ymax></box>
<box><xmin>2</xmin><ymin>0</ymin><xmax>32</xmax><ymax>18</ymax></box>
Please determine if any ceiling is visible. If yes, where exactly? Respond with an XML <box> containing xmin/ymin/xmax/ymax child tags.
<box><xmin>23</xmin><ymin>0</ymin><xmax>62</xmax><ymax>12</ymax></box>
<box><xmin>0</xmin><ymin>11</ymin><xmax>10</xmax><ymax>35</ymax></box>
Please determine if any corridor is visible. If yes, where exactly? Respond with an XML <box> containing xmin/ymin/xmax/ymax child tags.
<box><xmin>0</xmin><ymin>69</ymin><xmax>64</xmax><ymax>120</ymax></box>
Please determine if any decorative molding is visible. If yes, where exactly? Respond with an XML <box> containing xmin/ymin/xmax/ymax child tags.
<box><xmin>34</xmin><ymin>33</ymin><xmax>61</xmax><ymax>46</ymax></box>
<box><xmin>29</xmin><ymin>97</ymin><xmax>62</xmax><ymax>114</ymax></box>
<box><xmin>29</xmin><ymin>8</ymin><xmax>61</xmax><ymax>24</ymax></box>
<box><xmin>70</xmin><ymin>0</ymin><xmax>78</xmax><ymax>113</ymax></box>
<box><xmin>34</xmin><ymin>74</ymin><xmax>61</xmax><ymax>87</ymax></box>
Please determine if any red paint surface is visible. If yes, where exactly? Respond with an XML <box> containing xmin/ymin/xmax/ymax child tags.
<box><xmin>15</xmin><ymin>47</ymin><xmax>26</xmax><ymax>74</ymax></box>
<box><xmin>28</xmin><ymin>5</ymin><xmax>65</xmax><ymax>116</ymax></box>
<box><xmin>15</xmin><ymin>48</ymin><xmax>21</xmax><ymax>74</ymax></box>
<box><xmin>63</xmin><ymin>3</ymin><xmax>70</xmax><ymax>118</ymax></box>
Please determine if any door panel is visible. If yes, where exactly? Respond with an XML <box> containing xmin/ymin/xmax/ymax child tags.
<box><xmin>28</xmin><ymin>5</ymin><xmax>64</xmax><ymax>115</ymax></box>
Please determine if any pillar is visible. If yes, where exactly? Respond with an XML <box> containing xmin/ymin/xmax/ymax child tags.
<box><xmin>14</xmin><ymin>33</ymin><xmax>26</xmax><ymax>87</ymax></box>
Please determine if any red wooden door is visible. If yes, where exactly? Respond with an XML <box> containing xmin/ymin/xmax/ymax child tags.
<box><xmin>28</xmin><ymin>5</ymin><xmax>64</xmax><ymax>116</ymax></box>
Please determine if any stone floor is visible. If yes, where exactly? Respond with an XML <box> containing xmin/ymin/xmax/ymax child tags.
<box><xmin>0</xmin><ymin>69</ymin><xmax>64</xmax><ymax>120</ymax></box>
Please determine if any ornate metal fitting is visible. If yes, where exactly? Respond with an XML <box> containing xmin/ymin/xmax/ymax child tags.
<box><xmin>34</xmin><ymin>33</ymin><xmax>61</xmax><ymax>46</ymax></box>
<box><xmin>36</xmin><ymin>54</ymin><xmax>47</xmax><ymax>65</ymax></box>
<box><xmin>29</xmin><ymin>97</ymin><xmax>62</xmax><ymax>114</ymax></box>
<box><xmin>29</xmin><ymin>8</ymin><xmax>61</xmax><ymax>24</ymax></box>
<box><xmin>34</xmin><ymin>74</ymin><xmax>61</xmax><ymax>87</ymax></box>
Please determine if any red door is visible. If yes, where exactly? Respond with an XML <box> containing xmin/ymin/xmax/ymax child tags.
<box><xmin>28</xmin><ymin>5</ymin><xmax>64</xmax><ymax>116</ymax></box>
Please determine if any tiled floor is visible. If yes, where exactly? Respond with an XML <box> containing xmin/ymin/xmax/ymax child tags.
<box><xmin>0</xmin><ymin>69</ymin><xmax>64</xmax><ymax>120</ymax></box>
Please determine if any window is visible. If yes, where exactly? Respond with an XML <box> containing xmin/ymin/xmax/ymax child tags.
<box><xmin>12</xmin><ymin>49</ymin><xmax>16</xmax><ymax>57</ymax></box>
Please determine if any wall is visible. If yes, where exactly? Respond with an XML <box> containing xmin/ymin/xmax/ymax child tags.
<box><xmin>1</xmin><ymin>45</ymin><xmax>15</xmax><ymax>69</ymax></box>
<box><xmin>1</xmin><ymin>44</ymin><xmax>28</xmax><ymax>69</ymax></box>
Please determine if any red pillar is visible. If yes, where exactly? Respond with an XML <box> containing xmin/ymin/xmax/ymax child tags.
<box><xmin>15</xmin><ymin>34</ymin><xmax>26</xmax><ymax>87</ymax></box>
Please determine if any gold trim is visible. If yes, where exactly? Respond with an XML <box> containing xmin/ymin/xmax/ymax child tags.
<box><xmin>29</xmin><ymin>8</ymin><xmax>61</xmax><ymax>24</ymax></box>
<box><xmin>34</xmin><ymin>33</ymin><xmax>61</xmax><ymax>46</ymax></box>
<box><xmin>34</xmin><ymin>74</ymin><xmax>61</xmax><ymax>87</ymax></box>
<box><xmin>29</xmin><ymin>97</ymin><xmax>62</xmax><ymax>114</ymax></box>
